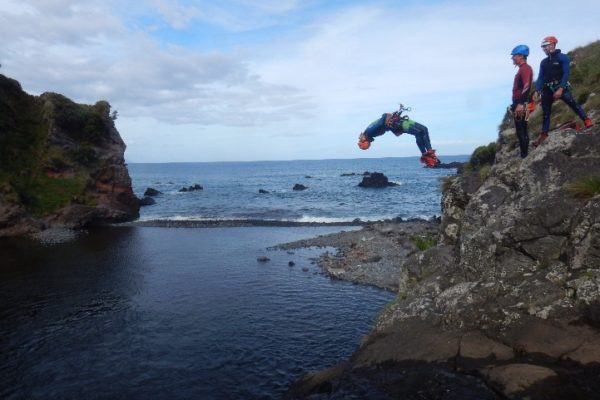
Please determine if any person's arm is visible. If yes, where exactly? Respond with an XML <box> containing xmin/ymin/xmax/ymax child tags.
<box><xmin>363</xmin><ymin>114</ymin><xmax>388</xmax><ymax>141</ymax></box>
<box><xmin>535</xmin><ymin>60</ymin><xmax>544</xmax><ymax>92</ymax></box>
<box><xmin>559</xmin><ymin>53</ymin><xmax>570</xmax><ymax>88</ymax></box>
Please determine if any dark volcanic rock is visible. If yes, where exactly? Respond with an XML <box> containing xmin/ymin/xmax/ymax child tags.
<box><xmin>433</xmin><ymin>161</ymin><xmax>465</xmax><ymax>170</ymax></box>
<box><xmin>179</xmin><ymin>184</ymin><xmax>203</xmax><ymax>192</ymax></box>
<box><xmin>144</xmin><ymin>187</ymin><xmax>162</xmax><ymax>196</ymax></box>
<box><xmin>140</xmin><ymin>196</ymin><xmax>156</xmax><ymax>206</ymax></box>
<box><xmin>358</xmin><ymin>172</ymin><xmax>399</xmax><ymax>188</ymax></box>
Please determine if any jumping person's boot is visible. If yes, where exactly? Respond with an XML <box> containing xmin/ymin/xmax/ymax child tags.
<box><xmin>584</xmin><ymin>118</ymin><xmax>594</xmax><ymax>128</ymax></box>
<box><xmin>421</xmin><ymin>149</ymin><xmax>441</xmax><ymax>167</ymax></box>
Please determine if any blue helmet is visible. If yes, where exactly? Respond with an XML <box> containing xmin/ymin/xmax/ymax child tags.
<box><xmin>511</xmin><ymin>44</ymin><xmax>529</xmax><ymax>57</ymax></box>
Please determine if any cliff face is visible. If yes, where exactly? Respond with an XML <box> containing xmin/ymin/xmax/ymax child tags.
<box><xmin>287</xmin><ymin>42</ymin><xmax>600</xmax><ymax>399</ymax></box>
<box><xmin>0</xmin><ymin>74</ymin><xmax>139</xmax><ymax>236</ymax></box>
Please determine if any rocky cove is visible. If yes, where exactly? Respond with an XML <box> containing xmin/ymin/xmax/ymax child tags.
<box><xmin>3</xmin><ymin>40</ymin><xmax>600</xmax><ymax>399</ymax></box>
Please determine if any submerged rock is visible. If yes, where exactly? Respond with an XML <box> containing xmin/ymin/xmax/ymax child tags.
<box><xmin>179</xmin><ymin>184</ymin><xmax>203</xmax><ymax>192</ymax></box>
<box><xmin>140</xmin><ymin>197</ymin><xmax>156</xmax><ymax>206</ymax></box>
<box><xmin>144</xmin><ymin>187</ymin><xmax>162</xmax><ymax>196</ymax></box>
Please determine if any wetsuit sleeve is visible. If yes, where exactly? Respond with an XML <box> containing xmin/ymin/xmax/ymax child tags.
<box><xmin>535</xmin><ymin>60</ymin><xmax>544</xmax><ymax>91</ymax></box>
<box><xmin>559</xmin><ymin>53</ymin><xmax>570</xmax><ymax>88</ymax></box>
<box><xmin>363</xmin><ymin>114</ymin><xmax>389</xmax><ymax>141</ymax></box>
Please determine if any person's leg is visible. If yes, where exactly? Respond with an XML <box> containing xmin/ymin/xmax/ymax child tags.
<box><xmin>541</xmin><ymin>88</ymin><xmax>554</xmax><ymax>134</ymax></box>
<box><xmin>559</xmin><ymin>90</ymin><xmax>588</xmax><ymax>121</ymax></box>
<box><xmin>403</xmin><ymin>120</ymin><xmax>431</xmax><ymax>153</ymax></box>
<box><xmin>515</xmin><ymin>119</ymin><xmax>529</xmax><ymax>158</ymax></box>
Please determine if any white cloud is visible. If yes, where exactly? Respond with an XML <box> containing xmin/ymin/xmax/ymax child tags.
<box><xmin>1</xmin><ymin>0</ymin><xmax>600</xmax><ymax>162</ymax></box>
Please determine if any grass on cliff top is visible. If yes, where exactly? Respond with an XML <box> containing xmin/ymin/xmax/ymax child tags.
<box><xmin>46</xmin><ymin>93</ymin><xmax>111</xmax><ymax>144</ymax></box>
<box><xmin>567</xmin><ymin>176</ymin><xmax>600</xmax><ymax>199</ymax></box>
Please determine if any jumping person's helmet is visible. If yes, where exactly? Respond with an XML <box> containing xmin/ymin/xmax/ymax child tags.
<box><xmin>541</xmin><ymin>36</ymin><xmax>558</xmax><ymax>47</ymax></box>
<box><xmin>358</xmin><ymin>138</ymin><xmax>370</xmax><ymax>150</ymax></box>
<box><xmin>511</xmin><ymin>44</ymin><xmax>529</xmax><ymax>57</ymax></box>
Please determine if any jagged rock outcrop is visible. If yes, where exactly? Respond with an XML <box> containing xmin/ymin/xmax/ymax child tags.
<box><xmin>287</xmin><ymin>125</ymin><xmax>600</xmax><ymax>400</ymax></box>
<box><xmin>0</xmin><ymin>74</ymin><xmax>139</xmax><ymax>236</ymax></box>
<box><xmin>358</xmin><ymin>172</ymin><xmax>399</xmax><ymax>188</ymax></box>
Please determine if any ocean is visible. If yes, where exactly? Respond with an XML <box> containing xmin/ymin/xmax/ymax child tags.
<box><xmin>129</xmin><ymin>156</ymin><xmax>467</xmax><ymax>223</ymax></box>
<box><xmin>1</xmin><ymin>156</ymin><xmax>466</xmax><ymax>399</ymax></box>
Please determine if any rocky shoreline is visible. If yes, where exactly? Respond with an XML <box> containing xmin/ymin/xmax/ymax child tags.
<box><xmin>276</xmin><ymin>219</ymin><xmax>439</xmax><ymax>291</ymax></box>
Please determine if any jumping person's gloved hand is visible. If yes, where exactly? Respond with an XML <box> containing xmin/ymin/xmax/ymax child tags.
<box><xmin>358</xmin><ymin>132</ymin><xmax>371</xmax><ymax>150</ymax></box>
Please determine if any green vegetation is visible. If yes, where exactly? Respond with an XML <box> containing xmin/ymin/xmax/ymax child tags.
<box><xmin>413</xmin><ymin>234</ymin><xmax>438</xmax><ymax>251</ymax></box>
<box><xmin>10</xmin><ymin>174</ymin><xmax>87</xmax><ymax>216</ymax></box>
<box><xmin>478</xmin><ymin>164</ymin><xmax>492</xmax><ymax>183</ymax></box>
<box><xmin>48</xmin><ymin>94</ymin><xmax>110</xmax><ymax>144</ymax></box>
<box><xmin>468</xmin><ymin>142</ymin><xmax>497</xmax><ymax>169</ymax></box>
<box><xmin>0</xmin><ymin>74</ymin><xmax>109</xmax><ymax>217</ymax></box>
<box><xmin>567</xmin><ymin>176</ymin><xmax>600</xmax><ymax>199</ymax></box>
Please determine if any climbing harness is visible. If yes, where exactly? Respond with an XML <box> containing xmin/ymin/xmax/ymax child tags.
<box><xmin>544</xmin><ymin>80</ymin><xmax>571</xmax><ymax>93</ymax></box>
<box><xmin>509</xmin><ymin>102</ymin><xmax>536</xmax><ymax>122</ymax></box>
<box><xmin>387</xmin><ymin>103</ymin><xmax>412</xmax><ymax>134</ymax></box>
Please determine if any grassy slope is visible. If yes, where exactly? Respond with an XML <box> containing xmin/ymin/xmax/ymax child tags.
<box><xmin>0</xmin><ymin>74</ymin><xmax>111</xmax><ymax>216</ymax></box>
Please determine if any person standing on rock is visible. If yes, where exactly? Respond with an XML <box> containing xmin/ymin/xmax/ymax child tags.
<box><xmin>357</xmin><ymin>105</ymin><xmax>441</xmax><ymax>167</ymax></box>
<box><xmin>509</xmin><ymin>44</ymin><xmax>534</xmax><ymax>158</ymax></box>
<box><xmin>533</xmin><ymin>35</ymin><xmax>594</xmax><ymax>147</ymax></box>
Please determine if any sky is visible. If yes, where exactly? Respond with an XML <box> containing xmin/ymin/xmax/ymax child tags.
<box><xmin>1</xmin><ymin>0</ymin><xmax>599</xmax><ymax>163</ymax></box>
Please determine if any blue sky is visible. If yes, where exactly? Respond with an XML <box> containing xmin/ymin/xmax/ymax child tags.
<box><xmin>1</xmin><ymin>0</ymin><xmax>599</xmax><ymax>162</ymax></box>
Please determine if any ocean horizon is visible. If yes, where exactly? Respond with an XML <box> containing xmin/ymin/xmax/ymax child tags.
<box><xmin>129</xmin><ymin>155</ymin><xmax>467</xmax><ymax>224</ymax></box>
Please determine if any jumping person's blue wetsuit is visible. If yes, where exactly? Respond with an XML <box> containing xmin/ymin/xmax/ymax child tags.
<box><xmin>363</xmin><ymin>113</ymin><xmax>433</xmax><ymax>154</ymax></box>
<box><xmin>358</xmin><ymin>112</ymin><xmax>439</xmax><ymax>166</ymax></box>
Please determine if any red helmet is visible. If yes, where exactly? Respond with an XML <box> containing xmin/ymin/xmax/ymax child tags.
<box><xmin>541</xmin><ymin>36</ymin><xmax>558</xmax><ymax>47</ymax></box>
<box><xmin>358</xmin><ymin>138</ymin><xmax>370</xmax><ymax>150</ymax></box>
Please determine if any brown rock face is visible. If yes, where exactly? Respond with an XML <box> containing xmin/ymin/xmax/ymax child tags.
<box><xmin>0</xmin><ymin>74</ymin><xmax>139</xmax><ymax>236</ymax></box>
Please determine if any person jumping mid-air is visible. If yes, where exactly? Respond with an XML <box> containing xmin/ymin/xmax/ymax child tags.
<box><xmin>358</xmin><ymin>105</ymin><xmax>441</xmax><ymax>167</ymax></box>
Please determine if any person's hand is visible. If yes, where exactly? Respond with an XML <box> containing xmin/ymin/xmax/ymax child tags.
<box><xmin>515</xmin><ymin>103</ymin><xmax>525</xmax><ymax>118</ymax></box>
<box><xmin>553</xmin><ymin>87</ymin><xmax>563</xmax><ymax>100</ymax></box>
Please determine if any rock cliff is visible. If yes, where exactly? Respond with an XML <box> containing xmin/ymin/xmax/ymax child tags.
<box><xmin>0</xmin><ymin>74</ymin><xmax>139</xmax><ymax>236</ymax></box>
<box><xmin>287</xmin><ymin>41</ymin><xmax>600</xmax><ymax>399</ymax></box>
